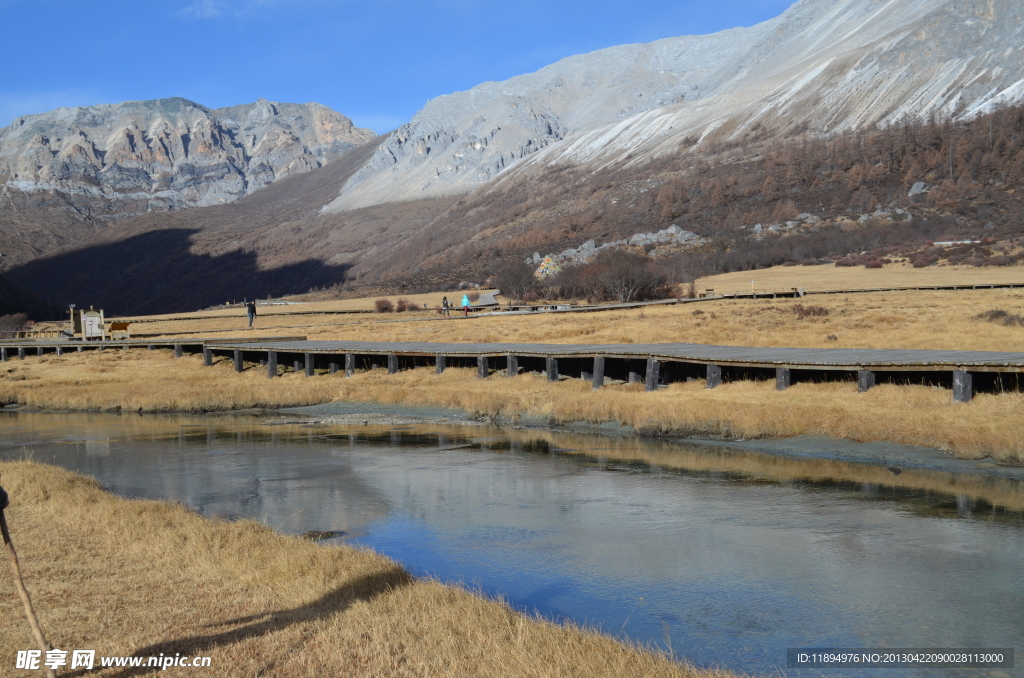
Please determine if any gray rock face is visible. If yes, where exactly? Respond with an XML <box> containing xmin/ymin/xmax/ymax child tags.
<box><xmin>0</xmin><ymin>97</ymin><xmax>375</xmax><ymax>210</ymax></box>
<box><xmin>324</xmin><ymin>25</ymin><xmax>758</xmax><ymax>211</ymax></box>
<box><xmin>509</xmin><ymin>0</ymin><xmax>1024</xmax><ymax>178</ymax></box>
<box><xmin>326</xmin><ymin>0</ymin><xmax>1024</xmax><ymax>211</ymax></box>
<box><xmin>529</xmin><ymin>225</ymin><xmax>707</xmax><ymax>267</ymax></box>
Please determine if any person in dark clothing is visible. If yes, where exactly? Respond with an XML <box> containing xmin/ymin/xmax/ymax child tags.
<box><xmin>246</xmin><ymin>299</ymin><xmax>257</xmax><ymax>328</ymax></box>
<box><xmin>441</xmin><ymin>296</ymin><xmax>451</xmax><ymax>318</ymax></box>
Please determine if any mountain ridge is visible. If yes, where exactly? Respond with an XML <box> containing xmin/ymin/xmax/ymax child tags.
<box><xmin>325</xmin><ymin>0</ymin><xmax>1024</xmax><ymax>212</ymax></box>
<box><xmin>0</xmin><ymin>96</ymin><xmax>375</xmax><ymax>211</ymax></box>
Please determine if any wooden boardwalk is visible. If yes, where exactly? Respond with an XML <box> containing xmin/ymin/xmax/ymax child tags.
<box><xmin>211</xmin><ymin>339</ymin><xmax>1024</xmax><ymax>403</ymax></box>
<box><xmin>217</xmin><ymin>340</ymin><xmax>1024</xmax><ymax>371</ymax></box>
<box><xmin>2</xmin><ymin>335</ymin><xmax>1020</xmax><ymax>403</ymax></box>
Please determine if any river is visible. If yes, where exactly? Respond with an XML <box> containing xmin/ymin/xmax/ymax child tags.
<box><xmin>1</xmin><ymin>411</ymin><xmax>1021</xmax><ymax>677</ymax></box>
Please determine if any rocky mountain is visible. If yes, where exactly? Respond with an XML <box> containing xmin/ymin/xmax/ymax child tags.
<box><xmin>325</xmin><ymin>0</ymin><xmax>1024</xmax><ymax>212</ymax></box>
<box><xmin>0</xmin><ymin>97</ymin><xmax>375</xmax><ymax>212</ymax></box>
<box><xmin>6</xmin><ymin>0</ymin><xmax>1024</xmax><ymax>317</ymax></box>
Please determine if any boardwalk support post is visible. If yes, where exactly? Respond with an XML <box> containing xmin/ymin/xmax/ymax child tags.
<box><xmin>592</xmin><ymin>356</ymin><xmax>605</xmax><ymax>390</ymax></box>
<box><xmin>435</xmin><ymin>354</ymin><xmax>446</xmax><ymax>375</ymax></box>
<box><xmin>387</xmin><ymin>353</ymin><xmax>398</xmax><ymax>375</ymax></box>
<box><xmin>345</xmin><ymin>352</ymin><xmax>355</xmax><ymax>378</ymax></box>
<box><xmin>267</xmin><ymin>350</ymin><xmax>278</xmax><ymax>378</ymax></box>
<box><xmin>0</xmin><ymin>347</ymin><xmax>6</xmax><ymax>362</ymax></box>
<box><xmin>55</xmin><ymin>347</ymin><xmax>63</xmax><ymax>357</ymax></box>
<box><xmin>477</xmin><ymin>356</ymin><xmax>489</xmax><ymax>379</ymax></box>
<box><xmin>148</xmin><ymin>345</ymin><xmax>156</xmax><ymax>351</ymax></box>
<box><xmin>293</xmin><ymin>359</ymin><xmax>303</xmax><ymax>373</ymax></box>
<box><xmin>36</xmin><ymin>347</ymin><xmax>43</xmax><ymax>357</ymax></box>
<box><xmin>174</xmin><ymin>344</ymin><xmax>182</xmax><ymax>359</ymax></box>
<box><xmin>776</xmin><ymin>367</ymin><xmax>791</xmax><ymax>391</ymax></box>
<box><xmin>546</xmin><ymin>357</ymin><xmax>559</xmax><ymax>382</ymax></box>
<box><xmin>953</xmin><ymin>370</ymin><xmax>973</xmax><ymax>403</ymax></box>
<box><xmin>203</xmin><ymin>347</ymin><xmax>213</xmax><ymax>367</ymax></box>
<box><xmin>644</xmin><ymin>358</ymin><xmax>660</xmax><ymax>392</ymax></box>
<box><xmin>857</xmin><ymin>370</ymin><xmax>875</xmax><ymax>392</ymax></box>
<box><xmin>234</xmin><ymin>349</ymin><xmax>243</xmax><ymax>372</ymax></box>
<box><xmin>18</xmin><ymin>348</ymin><xmax>25</xmax><ymax>360</ymax></box>
<box><xmin>77</xmin><ymin>347</ymin><xmax>83</xmax><ymax>353</ymax></box>
<box><xmin>305</xmin><ymin>353</ymin><xmax>315</xmax><ymax>377</ymax></box>
<box><xmin>506</xmin><ymin>354</ymin><xmax>518</xmax><ymax>377</ymax></box>
<box><xmin>628</xmin><ymin>362</ymin><xmax>642</xmax><ymax>384</ymax></box>
<box><xmin>329</xmin><ymin>361</ymin><xmax>339</xmax><ymax>375</ymax></box>
<box><xmin>706</xmin><ymin>363</ymin><xmax>722</xmax><ymax>389</ymax></box>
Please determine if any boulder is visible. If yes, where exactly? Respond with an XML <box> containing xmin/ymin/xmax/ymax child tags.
<box><xmin>908</xmin><ymin>181</ymin><xmax>930</xmax><ymax>197</ymax></box>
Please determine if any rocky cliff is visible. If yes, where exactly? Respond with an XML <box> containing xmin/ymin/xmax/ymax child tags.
<box><xmin>323</xmin><ymin>25</ymin><xmax>758</xmax><ymax>211</ymax></box>
<box><xmin>0</xmin><ymin>97</ymin><xmax>375</xmax><ymax>211</ymax></box>
<box><xmin>324</xmin><ymin>0</ymin><xmax>1024</xmax><ymax>211</ymax></box>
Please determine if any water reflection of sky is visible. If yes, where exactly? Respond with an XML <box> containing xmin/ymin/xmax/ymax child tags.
<box><xmin>1</xmin><ymin>413</ymin><xmax>1021</xmax><ymax>678</ymax></box>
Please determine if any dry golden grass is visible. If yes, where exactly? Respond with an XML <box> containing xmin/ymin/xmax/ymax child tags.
<box><xmin>0</xmin><ymin>349</ymin><xmax>340</xmax><ymax>412</ymax></box>
<box><xmin>1</xmin><ymin>351</ymin><xmax>1022</xmax><ymax>462</ymax></box>
<box><xmin>696</xmin><ymin>262</ymin><xmax>1024</xmax><ymax>295</ymax></box>
<box><xmin>302</xmin><ymin>288</ymin><xmax>1024</xmax><ymax>352</ymax></box>
<box><xmin>66</xmin><ymin>287</ymin><xmax>1024</xmax><ymax>352</ymax></box>
<box><xmin>107</xmin><ymin>311</ymin><xmax>379</xmax><ymax>338</ymax></box>
<box><xmin>0</xmin><ymin>461</ymin><xmax>732</xmax><ymax>678</ymax></box>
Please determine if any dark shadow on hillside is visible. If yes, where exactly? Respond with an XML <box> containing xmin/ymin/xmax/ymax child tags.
<box><xmin>5</xmin><ymin>228</ymin><xmax>352</xmax><ymax>316</ymax></box>
<box><xmin>0</xmin><ymin>272</ymin><xmax>60</xmax><ymax>318</ymax></box>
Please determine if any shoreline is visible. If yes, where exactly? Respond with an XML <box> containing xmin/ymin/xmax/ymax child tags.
<box><xmin>8</xmin><ymin>396</ymin><xmax>1019</xmax><ymax>482</ymax></box>
<box><xmin>278</xmin><ymin>401</ymin><xmax>1024</xmax><ymax>481</ymax></box>
<box><xmin>10</xmin><ymin>398</ymin><xmax>1024</xmax><ymax>481</ymax></box>
<box><xmin>0</xmin><ymin>461</ymin><xmax>727</xmax><ymax>677</ymax></box>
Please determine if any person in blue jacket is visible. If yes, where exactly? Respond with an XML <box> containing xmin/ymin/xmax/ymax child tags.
<box><xmin>461</xmin><ymin>294</ymin><xmax>471</xmax><ymax>317</ymax></box>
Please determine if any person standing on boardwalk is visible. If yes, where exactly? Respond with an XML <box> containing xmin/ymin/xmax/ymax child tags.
<box><xmin>441</xmin><ymin>296</ymin><xmax>451</xmax><ymax>318</ymax></box>
<box><xmin>246</xmin><ymin>299</ymin><xmax>257</xmax><ymax>328</ymax></box>
<box><xmin>461</xmin><ymin>294</ymin><xmax>471</xmax><ymax>317</ymax></box>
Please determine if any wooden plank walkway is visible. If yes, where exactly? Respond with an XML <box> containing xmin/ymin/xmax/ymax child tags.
<box><xmin>3</xmin><ymin>335</ymin><xmax>1020</xmax><ymax>403</ymax></box>
<box><xmin>205</xmin><ymin>339</ymin><xmax>1024</xmax><ymax>403</ymax></box>
<box><xmin>216</xmin><ymin>340</ymin><xmax>1024</xmax><ymax>371</ymax></box>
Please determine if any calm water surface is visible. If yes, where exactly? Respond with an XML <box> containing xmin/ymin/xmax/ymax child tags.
<box><xmin>1</xmin><ymin>412</ymin><xmax>1022</xmax><ymax>677</ymax></box>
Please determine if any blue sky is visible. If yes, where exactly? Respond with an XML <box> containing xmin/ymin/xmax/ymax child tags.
<box><xmin>0</xmin><ymin>0</ymin><xmax>794</xmax><ymax>134</ymax></box>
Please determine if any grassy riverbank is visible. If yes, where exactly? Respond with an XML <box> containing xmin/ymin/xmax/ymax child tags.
<box><xmin>1</xmin><ymin>349</ymin><xmax>1022</xmax><ymax>461</ymax></box>
<box><xmin>0</xmin><ymin>461</ymin><xmax>730</xmax><ymax>677</ymax></box>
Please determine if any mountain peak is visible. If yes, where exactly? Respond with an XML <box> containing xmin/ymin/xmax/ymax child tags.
<box><xmin>0</xmin><ymin>98</ymin><xmax>376</xmax><ymax>211</ymax></box>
